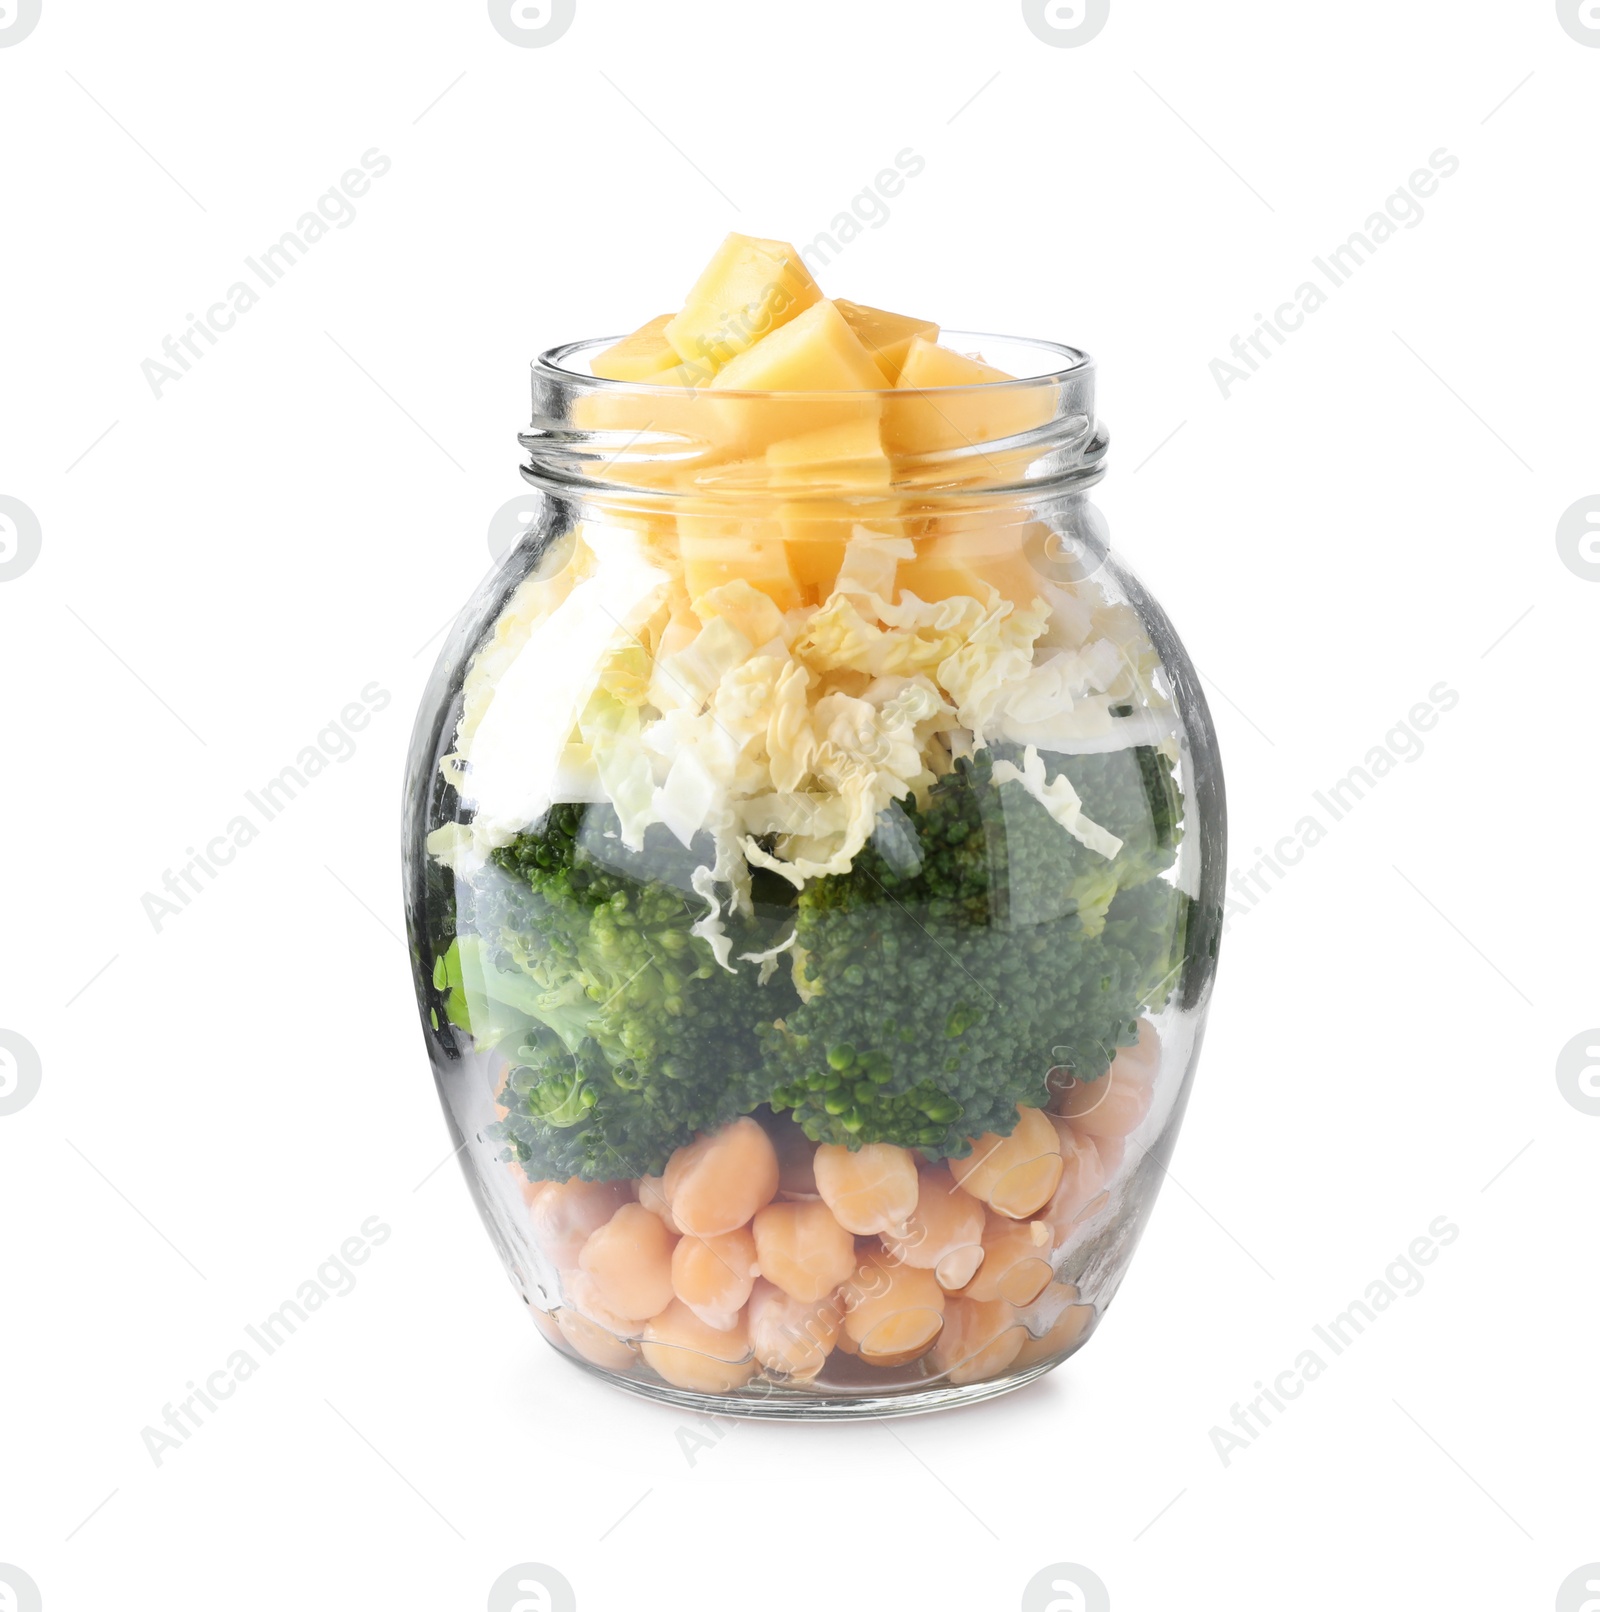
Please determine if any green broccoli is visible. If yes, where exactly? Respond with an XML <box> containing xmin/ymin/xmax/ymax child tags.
<box><xmin>428</xmin><ymin>746</ymin><xmax>1186</xmax><ymax>1179</ymax></box>
<box><xmin>762</xmin><ymin>746</ymin><xmax>1187</xmax><ymax>1154</ymax></box>
<box><xmin>452</xmin><ymin>803</ymin><xmax>798</xmax><ymax>1181</ymax></box>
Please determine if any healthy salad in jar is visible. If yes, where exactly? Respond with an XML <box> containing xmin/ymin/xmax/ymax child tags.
<box><xmin>403</xmin><ymin>233</ymin><xmax>1224</xmax><ymax>1416</ymax></box>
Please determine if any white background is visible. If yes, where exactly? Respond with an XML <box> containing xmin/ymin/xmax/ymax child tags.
<box><xmin>2</xmin><ymin>2</ymin><xmax>1597</xmax><ymax>1608</ymax></box>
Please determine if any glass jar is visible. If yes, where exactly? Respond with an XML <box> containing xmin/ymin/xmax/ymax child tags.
<box><xmin>403</xmin><ymin>334</ymin><xmax>1225</xmax><ymax>1417</ymax></box>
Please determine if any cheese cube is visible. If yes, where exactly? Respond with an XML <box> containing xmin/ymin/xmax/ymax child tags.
<box><xmin>766</xmin><ymin>417</ymin><xmax>892</xmax><ymax>489</ymax></box>
<box><xmin>709</xmin><ymin>301</ymin><xmax>886</xmax><ymax>457</ymax></box>
<box><xmin>765</xmin><ymin>416</ymin><xmax>899</xmax><ymax>596</ymax></box>
<box><xmin>677</xmin><ymin>511</ymin><xmax>803</xmax><ymax>613</ymax></box>
<box><xmin>897</xmin><ymin>515</ymin><xmax>1051</xmax><ymax>610</ymax></box>
<box><xmin>590</xmin><ymin>313</ymin><xmax>679</xmax><ymax>381</ymax></box>
<box><xmin>780</xmin><ymin>507</ymin><xmax>905</xmax><ymax>596</ymax></box>
<box><xmin>712</xmin><ymin>300</ymin><xmax>886</xmax><ymax>393</ymax></box>
<box><xmin>665</xmin><ymin>233</ymin><xmax>823</xmax><ymax>370</ymax></box>
<box><xmin>835</xmin><ymin>300</ymin><xmax>939</xmax><ymax>382</ymax></box>
<box><xmin>883</xmin><ymin>336</ymin><xmax>1055</xmax><ymax>461</ymax></box>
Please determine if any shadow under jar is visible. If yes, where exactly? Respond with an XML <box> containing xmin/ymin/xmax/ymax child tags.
<box><xmin>403</xmin><ymin>334</ymin><xmax>1225</xmax><ymax>1418</ymax></box>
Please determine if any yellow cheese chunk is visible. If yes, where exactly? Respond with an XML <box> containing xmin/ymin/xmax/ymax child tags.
<box><xmin>568</xmin><ymin>259</ymin><xmax>1063</xmax><ymax>615</ymax></box>
<box><xmin>883</xmin><ymin>336</ymin><xmax>1054</xmax><ymax>461</ymax></box>
<box><xmin>638</xmin><ymin>357</ymin><xmax>719</xmax><ymax>387</ymax></box>
<box><xmin>766</xmin><ymin>417</ymin><xmax>892</xmax><ymax>489</ymax></box>
<box><xmin>764</xmin><ymin>420</ymin><xmax>900</xmax><ymax>598</ymax></box>
<box><xmin>574</xmin><ymin>363</ymin><xmax>719</xmax><ymax>491</ymax></box>
<box><xmin>665</xmin><ymin>233</ymin><xmax>823</xmax><ymax>370</ymax></box>
<box><xmin>776</xmin><ymin>514</ymin><xmax>846</xmax><ymax>594</ymax></box>
<box><xmin>711</xmin><ymin>301</ymin><xmax>885</xmax><ymax>457</ymax></box>
<box><xmin>573</xmin><ymin>368</ymin><xmax>709</xmax><ymax>435</ymax></box>
<box><xmin>897</xmin><ymin>515</ymin><xmax>1051</xmax><ymax>610</ymax></box>
<box><xmin>677</xmin><ymin>511</ymin><xmax>803</xmax><ymax>613</ymax></box>
<box><xmin>712</xmin><ymin>300</ymin><xmax>886</xmax><ymax>393</ymax></box>
<box><xmin>897</xmin><ymin>337</ymin><xmax>1018</xmax><ymax>391</ymax></box>
<box><xmin>590</xmin><ymin>313</ymin><xmax>679</xmax><ymax>381</ymax></box>
<box><xmin>835</xmin><ymin>300</ymin><xmax>940</xmax><ymax>383</ymax></box>
<box><xmin>778</xmin><ymin>506</ymin><xmax>908</xmax><ymax>597</ymax></box>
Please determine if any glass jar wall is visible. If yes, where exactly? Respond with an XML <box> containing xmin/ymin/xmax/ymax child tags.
<box><xmin>403</xmin><ymin>334</ymin><xmax>1225</xmax><ymax>1417</ymax></box>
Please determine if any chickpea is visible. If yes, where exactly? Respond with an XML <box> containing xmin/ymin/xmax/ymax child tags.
<box><xmin>1040</xmin><ymin>1118</ymin><xmax>1110</xmax><ymax>1244</ymax></box>
<box><xmin>1056</xmin><ymin>1044</ymin><xmax>1154</xmax><ymax>1139</ymax></box>
<box><xmin>561</xmin><ymin>1269</ymin><xmax>645</xmax><ymax>1340</ymax></box>
<box><xmin>637</xmin><ymin>1174</ymin><xmax>681</xmax><ymax>1234</ymax></box>
<box><xmin>934</xmin><ymin>1243</ymin><xmax>985</xmax><ymax>1292</ymax></box>
<box><xmin>554</xmin><ymin>1306</ymin><xmax>638</xmax><ymax>1371</ymax></box>
<box><xmin>950</xmin><ymin>1106</ymin><xmax>1063</xmax><ymax>1219</ymax></box>
<box><xmin>752</xmin><ymin>1200</ymin><xmax>857</xmax><ymax>1304</ymax></box>
<box><xmin>529</xmin><ymin>1178</ymin><xmax>632</xmax><ymax>1269</ymax></box>
<box><xmin>641</xmin><ymin>1300</ymin><xmax>758</xmax><ymax>1394</ymax></box>
<box><xmin>840</xmin><ymin>1253</ymin><xmax>945</xmax><ymax>1366</ymax></box>
<box><xmin>962</xmin><ymin>1212</ymin><xmax>1052</xmax><ymax>1306</ymax></box>
<box><xmin>671</xmin><ymin>1227</ymin><xmax>758</xmax><ymax>1331</ymax></box>
<box><xmin>880</xmin><ymin>1166</ymin><xmax>985</xmax><ymax>1285</ymax></box>
<box><xmin>747</xmin><ymin>1279</ymin><xmax>840</xmax><ymax>1381</ymax></box>
<box><xmin>578</xmin><ymin>1203</ymin><xmax>677</xmax><ymax>1322</ymax></box>
<box><xmin>813</xmin><ymin>1142</ymin><xmax>919</xmax><ymax>1235</ymax></box>
<box><xmin>929</xmin><ymin>1296</ymin><xmax>1027</xmax><ymax>1386</ymax></box>
<box><xmin>664</xmin><ymin>1118</ymin><xmax>780</xmax><ymax>1237</ymax></box>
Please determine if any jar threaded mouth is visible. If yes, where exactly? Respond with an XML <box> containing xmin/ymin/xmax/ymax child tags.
<box><xmin>520</xmin><ymin>330</ymin><xmax>1106</xmax><ymax>501</ymax></box>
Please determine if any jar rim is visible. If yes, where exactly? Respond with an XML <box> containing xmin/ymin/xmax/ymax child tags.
<box><xmin>521</xmin><ymin>330</ymin><xmax>1104</xmax><ymax>501</ymax></box>
<box><xmin>533</xmin><ymin>330</ymin><xmax>1094</xmax><ymax>399</ymax></box>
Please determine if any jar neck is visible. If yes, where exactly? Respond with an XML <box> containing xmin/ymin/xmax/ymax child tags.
<box><xmin>518</xmin><ymin>332</ymin><xmax>1106</xmax><ymax>512</ymax></box>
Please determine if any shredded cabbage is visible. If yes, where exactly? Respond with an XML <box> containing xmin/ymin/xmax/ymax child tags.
<box><xmin>689</xmin><ymin>865</ymin><xmax>737</xmax><ymax>973</ymax></box>
<box><xmin>737</xmin><ymin>928</ymin><xmax>797</xmax><ymax>986</ymax></box>
<box><xmin>440</xmin><ymin>517</ymin><xmax>1170</xmax><ymax>889</ymax></box>
<box><xmin>990</xmin><ymin>744</ymin><xmax>1124</xmax><ymax>859</ymax></box>
<box><xmin>448</xmin><ymin>528</ymin><xmax>669</xmax><ymax>852</ymax></box>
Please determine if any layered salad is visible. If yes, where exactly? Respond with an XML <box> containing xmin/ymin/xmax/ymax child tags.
<box><xmin>418</xmin><ymin>235</ymin><xmax>1191</xmax><ymax>1398</ymax></box>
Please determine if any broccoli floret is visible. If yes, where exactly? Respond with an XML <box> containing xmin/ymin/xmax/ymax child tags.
<box><xmin>763</xmin><ymin>746</ymin><xmax>1186</xmax><ymax>1155</ymax></box>
<box><xmin>433</xmin><ymin>747</ymin><xmax>1186</xmax><ymax>1177</ymax></box>
<box><xmin>457</xmin><ymin>804</ymin><xmax>798</xmax><ymax>1181</ymax></box>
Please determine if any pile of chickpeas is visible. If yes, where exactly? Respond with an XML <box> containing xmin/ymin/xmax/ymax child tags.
<box><xmin>520</xmin><ymin>1024</ymin><xmax>1159</xmax><ymax>1396</ymax></box>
